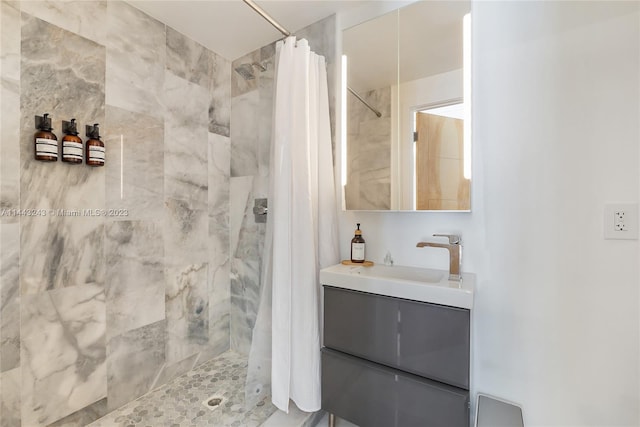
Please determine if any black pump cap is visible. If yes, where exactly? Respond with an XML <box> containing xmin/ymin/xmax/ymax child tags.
<box><xmin>62</xmin><ymin>119</ymin><xmax>78</xmax><ymax>135</ymax></box>
<box><xmin>86</xmin><ymin>123</ymin><xmax>101</xmax><ymax>140</ymax></box>
<box><xmin>35</xmin><ymin>113</ymin><xmax>53</xmax><ymax>131</ymax></box>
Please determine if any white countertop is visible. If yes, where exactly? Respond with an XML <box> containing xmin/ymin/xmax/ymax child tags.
<box><xmin>320</xmin><ymin>263</ymin><xmax>474</xmax><ymax>309</ymax></box>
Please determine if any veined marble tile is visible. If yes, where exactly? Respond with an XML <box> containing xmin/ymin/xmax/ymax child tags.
<box><xmin>104</xmin><ymin>105</ymin><xmax>164</xmax><ymax>221</ymax></box>
<box><xmin>164</xmin><ymin>197</ymin><xmax>208</xmax><ymax>266</ymax></box>
<box><xmin>1</xmin><ymin>1</ymin><xmax>20</xmax><ymax>82</ymax></box>
<box><xmin>106</xmin><ymin>321</ymin><xmax>165</xmax><ymax>411</ymax></box>
<box><xmin>166</xmin><ymin>26</ymin><xmax>211</xmax><ymax>88</ymax></box>
<box><xmin>229</xmin><ymin>176</ymin><xmax>253</xmax><ymax>260</ymax></box>
<box><xmin>207</xmin><ymin>219</ymin><xmax>231</xmax><ymax>360</ymax></box>
<box><xmin>164</xmin><ymin>72</ymin><xmax>209</xmax><ymax>266</ymax></box>
<box><xmin>20</xmin><ymin>13</ymin><xmax>105</xmax><ymax>95</ymax></box>
<box><xmin>150</xmin><ymin>352</ymin><xmax>199</xmax><ymax>390</ymax></box>
<box><xmin>359</xmin><ymin>176</ymin><xmax>390</xmax><ymax>210</ymax></box>
<box><xmin>209</xmin><ymin>50</ymin><xmax>231</xmax><ymax>137</ymax></box>
<box><xmin>346</xmin><ymin>91</ymin><xmax>391</xmax><ymax>211</ymax></box>
<box><xmin>348</xmin><ymin>87</ymin><xmax>391</xmax><ymax>132</ymax></box>
<box><xmin>47</xmin><ymin>398</ymin><xmax>108</xmax><ymax>427</ymax></box>
<box><xmin>296</xmin><ymin>14</ymin><xmax>337</xmax><ymax>146</ymax></box>
<box><xmin>0</xmin><ymin>76</ymin><xmax>20</xmax><ymax>214</ymax></box>
<box><xmin>105</xmin><ymin>0</ymin><xmax>165</xmax><ymax>116</ymax></box>
<box><xmin>207</xmin><ymin>133</ymin><xmax>231</xmax><ymax>359</ymax></box>
<box><xmin>164</xmin><ymin>71</ymin><xmax>208</xmax><ymax>204</ymax></box>
<box><xmin>0</xmin><ymin>223</ymin><xmax>19</xmax><ymax>373</ymax></box>
<box><xmin>260</xmin><ymin>43</ymin><xmax>276</xmax><ymax>65</ymax></box>
<box><xmin>257</xmin><ymin>48</ymin><xmax>275</xmax><ymax>179</ymax></box>
<box><xmin>229</xmin><ymin>177</ymin><xmax>266</xmax><ymax>355</ymax></box>
<box><xmin>231</xmin><ymin>50</ymin><xmax>260</xmax><ymax>97</ymax></box>
<box><xmin>344</xmin><ymin>183</ymin><xmax>359</xmax><ymax>211</ymax></box>
<box><xmin>230</xmin><ymin>90</ymin><xmax>259</xmax><ymax>177</ymax></box>
<box><xmin>165</xmin><ymin>263</ymin><xmax>209</xmax><ymax>365</ymax></box>
<box><xmin>230</xmin><ymin>257</ymin><xmax>260</xmax><ymax>356</ymax></box>
<box><xmin>105</xmin><ymin>220</ymin><xmax>164</xmax><ymax>340</ymax></box>
<box><xmin>20</xmin><ymin>14</ymin><xmax>106</xmax><ymax>212</ymax></box>
<box><xmin>20</xmin><ymin>216</ymin><xmax>105</xmax><ymax>295</ymax></box>
<box><xmin>20</xmin><ymin>1</ymin><xmax>107</xmax><ymax>45</ymax></box>
<box><xmin>21</xmin><ymin>284</ymin><xmax>106</xmax><ymax>426</ymax></box>
<box><xmin>0</xmin><ymin>367</ymin><xmax>21</xmax><ymax>427</ymax></box>
<box><xmin>1</xmin><ymin>2</ymin><xmax>21</xmax><ymax>215</ymax></box>
<box><xmin>209</xmin><ymin>132</ymin><xmax>230</xmax><ymax>219</ymax></box>
<box><xmin>295</xmin><ymin>15</ymin><xmax>336</xmax><ymax>68</ymax></box>
<box><xmin>229</xmin><ymin>176</ymin><xmax>267</xmax><ymax>260</ymax></box>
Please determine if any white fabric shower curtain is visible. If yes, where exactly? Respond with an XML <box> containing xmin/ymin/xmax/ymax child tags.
<box><xmin>244</xmin><ymin>36</ymin><xmax>339</xmax><ymax>414</ymax></box>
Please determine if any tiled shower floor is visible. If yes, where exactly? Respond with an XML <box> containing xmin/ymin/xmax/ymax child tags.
<box><xmin>88</xmin><ymin>351</ymin><xmax>277</xmax><ymax>427</ymax></box>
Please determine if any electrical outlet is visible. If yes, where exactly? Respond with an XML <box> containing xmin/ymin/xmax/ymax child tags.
<box><xmin>614</xmin><ymin>211</ymin><xmax>627</xmax><ymax>231</ymax></box>
<box><xmin>604</xmin><ymin>203</ymin><xmax>638</xmax><ymax>240</ymax></box>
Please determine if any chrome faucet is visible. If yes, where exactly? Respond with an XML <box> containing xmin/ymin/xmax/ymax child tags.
<box><xmin>416</xmin><ymin>234</ymin><xmax>462</xmax><ymax>281</ymax></box>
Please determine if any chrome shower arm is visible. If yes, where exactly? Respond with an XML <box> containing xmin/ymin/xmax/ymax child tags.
<box><xmin>242</xmin><ymin>0</ymin><xmax>291</xmax><ymax>37</ymax></box>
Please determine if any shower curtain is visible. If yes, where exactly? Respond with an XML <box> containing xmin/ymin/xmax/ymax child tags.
<box><xmin>245</xmin><ymin>36</ymin><xmax>339</xmax><ymax>414</ymax></box>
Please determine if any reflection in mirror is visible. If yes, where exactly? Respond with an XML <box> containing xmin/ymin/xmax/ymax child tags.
<box><xmin>414</xmin><ymin>101</ymin><xmax>469</xmax><ymax>210</ymax></box>
<box><xmin>342</xmin><ymin>1</ymin><xmax>471</xmax><ymax>211</ymax></box>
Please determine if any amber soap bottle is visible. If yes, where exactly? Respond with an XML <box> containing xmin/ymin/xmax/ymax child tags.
<box><xmin>34</xmin><ymin>113</ymin><xmax>58</xmax><ymax>161</ymax></box>
<box><xmin>85</xmin><ymin>123</ymin><xmax>105</xmax><ymax>166</ymax></box>
<box><xmin>61</xmin><ymin>119</ymin><xmax>83</xmax><ymax>164</ymax></box>
<box><xmin>350</xmin><ymin>223</ymin><xmax>366</xmax><ymax>263</ymax></box>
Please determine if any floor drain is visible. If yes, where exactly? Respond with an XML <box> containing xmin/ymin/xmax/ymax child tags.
<box><xmin>203</xmin><ymin>395</ymin><xmax>224</xmax><ymax>411</ymax></box>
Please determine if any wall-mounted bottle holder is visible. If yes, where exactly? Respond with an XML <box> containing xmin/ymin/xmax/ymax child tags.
<box><xmin>33</xmin><ymin>115</ymin><xmax>105</xmax><ymax>167</ymax></box>
<box><xmin>61</xmin><ymin>119</ymin><xmax>83</xmax><ymax>164</ymax></box>
<box><xmin>85</xmin><ymin>124</ymin><xmax>104</xmax><ymax>167</ymax></box>
<box><xmin>34</xmin><ymin>113</ymin><xmax>58</xmax><ymax>162</ymax></box>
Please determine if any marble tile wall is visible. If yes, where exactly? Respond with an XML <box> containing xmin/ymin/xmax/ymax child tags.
<box><xmin>345</xmin><ymin>86</ymin><xmax>392</xmax><ymax>210</ymax></box>
<box><xmin>229</xmin><ymin>43</ymin><xmax>273</xmax><ymax>354</ymax></box>
<box><xmin>0</xmin><ymin>1</ymin><xmax>231</xmax><ymax>425</ymax></box>
<box><xmin>0</xmin><ymin>2</ymin><xmax>22</xmax><ymax>425</ymax></box>
<box><xmin>228</xmin><ymin>15</ymin><xmax>337</xmax><ymax>354</ymax></box>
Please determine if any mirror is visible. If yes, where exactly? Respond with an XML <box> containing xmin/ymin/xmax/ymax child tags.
<box><xmin>342</xmin><ymin>1</ymin><xmax>471</xmax><ymax>211</ymax></box>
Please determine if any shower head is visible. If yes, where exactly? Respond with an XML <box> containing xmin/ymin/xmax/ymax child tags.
<box><xmin>235</xmin><ymin>63</ymin><xmax>255</xmax><ymax>80</ymax></box>
<box><xmin>234</xmin><ymin>62</ymin><xmax>267</xmax><ymax>80</ymax></box>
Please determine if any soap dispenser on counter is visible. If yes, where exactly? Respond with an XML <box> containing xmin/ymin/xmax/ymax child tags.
<box><xmin>350</xmin><ymin>223</ymin><xmax>366</xmax><ymax>263</ymax></box>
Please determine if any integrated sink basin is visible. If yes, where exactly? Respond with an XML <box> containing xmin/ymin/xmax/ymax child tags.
<box><xmin>320</xmin><ymin>263</ymin><xmax>474</xmax><ymax>309</ymax></box>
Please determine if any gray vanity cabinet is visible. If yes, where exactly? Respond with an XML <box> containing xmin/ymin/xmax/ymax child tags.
<box><xmin>322</xmin><ymin>286</ymin><xmax>471</xmax><ymax>427</ymax></box>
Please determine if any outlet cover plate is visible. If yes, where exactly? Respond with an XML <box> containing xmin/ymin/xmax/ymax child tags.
<box><xmin>604</xmin><ymin>203</ymin><xmax>638</xmax><ymax>240</ymax></box>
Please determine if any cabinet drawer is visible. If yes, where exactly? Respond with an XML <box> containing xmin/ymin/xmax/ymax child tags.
<box><xmin>324</xmin><ymin>286</ymin><xmax>470</xmax><ymax>389</ymax></box>
<box><xmin>321</xmin><ymin>348</ymin><xmax>469</xmax><ymax>427</ymax></box>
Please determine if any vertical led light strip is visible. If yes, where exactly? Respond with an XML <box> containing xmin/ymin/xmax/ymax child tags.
<box><xmin>120</xmin><ymin>134</ymin><xmax>124</xmax><ymax>199</ymax></box>
<box><xmin>463</xmin><ymin>13</ymin><xmax>472</xmax><ymax>180</ymax></box>
<box><xmin>341</xmin><ymin>54</ymin><xmax>348</xmax><ymax>187</ymax></box>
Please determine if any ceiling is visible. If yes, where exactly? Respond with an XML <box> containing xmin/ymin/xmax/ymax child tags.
<box><xmin>344</xmin><ymin>0</ymin><xmax>469</xmax><ymax>93</ymax></box>
<box><xmin>127</xmin><ymin>0</ymin><xmax>370</xmax><ymax>61</ymax></box>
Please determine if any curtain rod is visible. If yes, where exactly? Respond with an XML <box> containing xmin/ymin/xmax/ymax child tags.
<box><xmin>242</xmin><ymin>0</ymin><xmax>292</xmax><ymax>37</ymax></box>
<box><xmin>348</xmin><ymin>87</ymin><xmax>382</xmax><ymax>118</ymax></box>
<box><xmin>242</xmin><ymin>0</ymin><xmax>380</xmax><ymax>120</ymax></box>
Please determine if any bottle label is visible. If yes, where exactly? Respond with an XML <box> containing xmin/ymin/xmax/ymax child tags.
<box><xmin>36</xmin><ymin>138</ymin><xmax>58</xmax><ymax>158</ymax></box>
<box><xmin>62</xmin><ymin>141</ymin><xmax>83</xmax><ymax>160</ymax></box>
<box><xmin>88</xmin><ymin>145</ymin><xmax>105</xmax><ymax>163</ymax></box>
<box><xmin>352</xmin><ymin>243</ymin><xmax>365</xmax><ymax>261</ymax></box>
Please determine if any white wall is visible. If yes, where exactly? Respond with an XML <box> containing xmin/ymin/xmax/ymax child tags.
<box><xmin>337</xmin><ymin>1</ymin><xmax>639</xmax><ymax>425</ymax></box>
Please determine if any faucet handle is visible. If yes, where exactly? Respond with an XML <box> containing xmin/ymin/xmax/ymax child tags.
<box><xmin>433</xmin><ymin>234</ymin><xmax>461</xmax><ymax>244</ymax></box>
